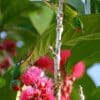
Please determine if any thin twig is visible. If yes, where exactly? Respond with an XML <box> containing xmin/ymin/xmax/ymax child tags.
<box><xmin>79</xmin><ymin>85</ymin><xmax>85</xmax><ymax>100</ymax></box>
<box><xmin>54</xmin><ymin>0</ymin><xmax>64</xmax><ymax>100</ymax></box>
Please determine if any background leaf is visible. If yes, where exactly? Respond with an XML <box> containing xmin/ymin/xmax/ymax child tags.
<box><xmin>29</xmin><ymin>5</ymin><xmax>54</xmax><ymax>34</ymax></box>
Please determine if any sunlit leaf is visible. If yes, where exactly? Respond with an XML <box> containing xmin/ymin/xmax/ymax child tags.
<box><xmin>29</xmin><ymin>5</ymin><xmax>54</xmax><ymax>34</ymax></box>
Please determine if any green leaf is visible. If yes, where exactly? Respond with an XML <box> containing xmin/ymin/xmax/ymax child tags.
<box><xmin>71</xmin><ymin>86</ymin><xmax>80</xmax><ymax>100</ymax></box>
<box><xmin>22</xmin><ymin>13</ymin><xmax>100</xmax><ymax>68</ymax></box>
<box><xmin>22</xmin><ymin>5</ymin><xmax>78</xmax><ymax>67</ymax></box>
<box><xmin>29</xmin><ymin>5</ymin><xmax>54</xmax><ymax>34</ymax></box>
<box><xmin>74</xmin><ymin>74</ymin><xmax>96</xmax><ymax>100</ymax></box>
<box><xmin>67</xmin><ymin>40</ymin><xmax>100</xmax><ymax>72</ymax></box>
<box><xmin>62</xmin><ymin>14</ymin><xmax>100</xmax><ymax>70</ymax></box>
<box><xmin>66</xmin><ymin>0</ymin><xmax>85</xmax><ymax>14</ymax></box>
<box><xmin>0</xmin><ymin>77</ymin><xmax>6</xmax><ymax>88</ymax></box>
<box><xmin>62</xmin><ymin>14</ymin><xmax>100</xmax><ymax>47</ymax></box>
<box><xmin>91</xmin><ymin>0</ymin><xmax>100</xmax><ymax>13</ymax></box>
<box><xmin>0</xmin><ymin>0</ymin><xmax>41</xmax><ymax>60</ymax></box>
<box><xmin>88</xmin><ymin>87</ymin><xmax>100</xmax><ymax>100</ymax></box>
<box><xmin>71</xmin><ymin>73</ymin><xmax>96</xmax><ymax>100</ymax></box>
<box><xmin>0</xmin><ymin>0</ymin><xmax>41</xmax><ymax>25</ymax></box>
<box><xmin>0</xmin><ymin>71</ymin><xmax>16</xmax><ymax>100</ymax></box>
<box><xmin>22</xmin><ymin>24</ymin><xmax>56</xmax><ymax>67</ymax></box>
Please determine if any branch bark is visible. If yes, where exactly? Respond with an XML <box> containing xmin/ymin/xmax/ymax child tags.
<box><xmin>54</xmin><ymin>0</ymin><xmax>64</xmax><ymax>100</ymax></box>
<box><xmin>79</xmin><ymin>85</ymin><xmax>85</xmax><ymax>100</ymax></box>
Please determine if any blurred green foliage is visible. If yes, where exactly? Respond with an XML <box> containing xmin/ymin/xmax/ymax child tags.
<box><xmin>0</xmin><ymin>0</ymin><xmax>100</xmax><ymax>100</ymax></box>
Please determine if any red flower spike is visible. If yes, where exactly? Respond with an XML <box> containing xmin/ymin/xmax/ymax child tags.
<box><xmin>0</xmin><ymin>44</ymin><xmax>5</xmax><ymax>51</ymax></box>
<box><xmin>0</xmin><ymin>57</ymin><xmax>10</xmax><ymax>69</ymax></box>
<box><xmin>3</xmin><ymin>39</ymin><xmax>16</xmax><ymax>55</ymax></box>
<box><xmin>60</xmin><ymin>50</ymin><xmax>71</xmax><ymax>67</ymax></box>
<box><xmin>34</xmin><ymin>56</ymin><xmax>54</xmax><ymax>73</ymax></box>
<box><xmin>0</xmin><ymin>63</ymin><xmax>5</xmax><ymax>69</ymax></box>
<box><xmin>4</xmin><ymin>57</ymin><xmax>10</xmax><ymax>68</ymax></box>
<box><xmin>72</xmin><ymin>61</ymin><xmax>85</xmax><ymax>78</ymax></box>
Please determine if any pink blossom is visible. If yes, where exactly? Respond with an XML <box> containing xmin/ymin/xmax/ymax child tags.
<box><xmin>34</xmin><ymin>49</ymin><xmax>71</xmax><ymax>73</ymax></box>
<box><xmin>22</xmin><ymin>66</ymin><xmax>44</xmax><ymax>85</ymax></box>
<box><xmin>60</xmin><ymin>50</ymin><xmax>71</xmax><ymax>67</ymax></box>
<box><xmin>34</xmin><ymin>56</ymin><xmax>54</xmax><ymax>73</ymax></box>
<box><xmin>61</xmin><ymin>76</ymin><xmax>74</xmax><ymax>100</ymax></box>
<box><xmin>32</xmin><ymin>77</ymin><xmax>54</xmax><ymax>100</ymax></box>
<box><xmin>61</xmin><ymin>94</ymin><xmax>70</xmax><ymax>100</ymax></box>
<box><xmin>20</xmin><ymin>86</ymin><xmax>34</xmax><ymax>100</ymax></box>
<box><xmin>21</xmin><ymin>67</ymin><xmax>55</xmax><ymax>100</ymax></box>
<box><xmin>72</xmin><ymin>61</ymin><xmax>85</xmax><ymax>78</ymax></box>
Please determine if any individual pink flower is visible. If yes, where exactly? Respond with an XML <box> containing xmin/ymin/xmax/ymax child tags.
<box><xmin>22</xmin><ymin>66</ymin><xmax>44</xmax><ymax>85</ymax></box>
<box><xmin>61</xmin><ymin>61</ymin><xmax>85</xmax><ymax>100</ymax></box>
<box><xmin>61</xmin><ymin>94</ymin><xmax>70</xmax><ymax>100</ymax></box>
<box><xmin>36</xmin><ymin>77</ymin><xmax>55</xmax><ymax>100</ymax></box>
<box><xmin>60</xmin><ymin>50</ymin><xmax>71</xmax><ymax>77</ymax></box>
<box><xmin>20</xmin><ymin>86</ymin><xmax>34</xmax><ymax>100</ymax></box>
<box><xmin>60</xmin><ymin>50</ymin><xmax>71</xmax><ymax>67</ymax></box>
<box><xmin>72</xmin><ymin>61</ymin><xmax>85</xmax><ymax>78</ymax></box>
<box><xmin>61</xmin><ymin>76</ymin><xmax>74</xmax><ymax>100</ymax></box>
<box><xmin>34</xmin><ymin>49</ymin><xmax>71</xmax><ymax>73</ymax></box>
<box><xmin>34</xmin><ymin>56</ymin><xmax>54</xmax><ymax>73</ymax></box>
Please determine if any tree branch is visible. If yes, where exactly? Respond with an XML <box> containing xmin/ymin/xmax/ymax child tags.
<box><xmin>79</xmin><ymin>85</ymin><xmax>85</xmax><ymax>100</ymax></box>
<box><xmin>54</xmin><ymin>0</ymin><xmax>64</xmax><ymax>100</ymax></box>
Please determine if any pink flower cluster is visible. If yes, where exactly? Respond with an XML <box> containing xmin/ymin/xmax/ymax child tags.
<box><xmin>20</xmin><ymin>49</ymin><xmax>85</xmax><ymax>100</ymax></box>
<box><xmin>21</xmin><ymin>66</ymin><xmax>55</xmax><ymax>100</ymax></box>
<box><xmin>61</xmin><ymin>61</ymin><xmax>85</xmax><ymax>100</ymax></box>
